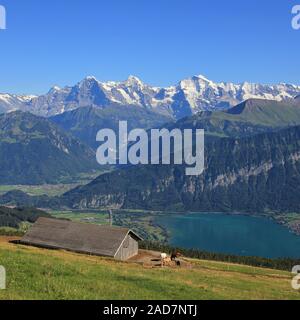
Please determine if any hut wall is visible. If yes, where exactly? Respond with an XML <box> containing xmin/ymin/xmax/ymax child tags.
<box><xmin>115</xmin><ymin>234</ymin><xmax>138</xmax><ymax>260</ymax></box>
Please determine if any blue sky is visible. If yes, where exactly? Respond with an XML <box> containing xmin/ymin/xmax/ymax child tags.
<box><xmin>0</xmin><ymin>0</ymin><xmax>299</xmax><ymax>94</ymax></box>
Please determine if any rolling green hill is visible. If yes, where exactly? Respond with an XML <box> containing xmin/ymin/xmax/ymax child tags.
<box><xmin>175</xmin><ymin>98</ymin><xmax>300</xmax><ymax>138</ymax></box>
<box><xmin>0</xmin><ymin>237</ymin><xmax>298</xmax><ymax>300</ymax></box>
<box><xmin>0</xmin><ymin>111</ymin><xmax>99</xmax><ymax>185</ymax></box>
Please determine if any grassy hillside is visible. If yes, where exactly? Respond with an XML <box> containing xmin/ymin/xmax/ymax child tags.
<box><xmin>0</xmin><ymin>237</ymin><xmax>299</xmax><ymax>300</ymax></box>
<box><xmin>175</xmin><ymin>99</ymin><xmax>300</xmax><ymax>138</ymax></box>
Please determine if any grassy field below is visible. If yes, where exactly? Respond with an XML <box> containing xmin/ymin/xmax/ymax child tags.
<box><xmin>51</xmin><ymin>209</ymin><xmax>168</xmax><ymax>242</ymax></box>
<box><xmin>0</xmin><ymin>236</ymin><xmax>299</xmax><ymax>300</ymax></box>
<box><xmin>0</xmin><ymin>171</ymin><xmax>105</xmax><ymax>197</ymax></box>
<box><xmin>0</xmin><ymin>184</ymin><xmax>79</xmax><ymax>197</ymax></box>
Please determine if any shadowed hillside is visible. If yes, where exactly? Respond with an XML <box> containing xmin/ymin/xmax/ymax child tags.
<box><xmin>60</xmin><ymin>124</ymin><xmax>300</xmax><ymax>213</ymax></box>
<box><xmin>0</xmin><ymin>111</ymin><xmax>99</xmax><ymax>184</ymax></box>
<box><xmin>50</xmin><ymin>105</ymin><xmax>172</xmax><ymax>149</ymax></box>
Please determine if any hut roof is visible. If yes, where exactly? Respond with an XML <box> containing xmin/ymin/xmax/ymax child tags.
<box><xmin>20</xmin><ymin>217</ymin><xmax>142</xmax><ymax>257</ymax></box>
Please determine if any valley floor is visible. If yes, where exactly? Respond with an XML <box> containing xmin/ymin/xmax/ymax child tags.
<box><xmin>1</xmin><ymin>182</ymin><xmax>300</xmax><ymax>239</ymax></box>
<box><xmin>0</xmin><ymin>237</ymin><xmax>299</xmax><ymax>300</ymax></box>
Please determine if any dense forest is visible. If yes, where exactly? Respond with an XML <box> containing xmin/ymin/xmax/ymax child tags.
<box><xmin>0</xmin><ymin>206</ymin><xmax>49</xmax><ymax>229</ymax></box>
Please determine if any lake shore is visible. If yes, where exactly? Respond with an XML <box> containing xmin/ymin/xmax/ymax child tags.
<box><xmin>154</xmin><ymin>210</ymin><xmax>300</xmax><ymax>237</ymax></box>
<box><xmin>153</xmin><ymin>212</ymin><xmax>300</xmax><ymax>258</ymax></box>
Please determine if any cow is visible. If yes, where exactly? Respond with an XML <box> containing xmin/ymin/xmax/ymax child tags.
<box><xmin>160</xmin><ymin>253</ymin><xmax>172</xmax><ymax>267</ymax></box>
<box><xmin>171</xmin><ymin>251</ymin><xmax>181</xmax><ymax>261</ymax></box>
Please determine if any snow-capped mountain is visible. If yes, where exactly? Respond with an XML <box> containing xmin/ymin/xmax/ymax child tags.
<box><xmin>0</xmin><ymin>94</ymin><xmax>36</xmax><ymax>114</ymax></box>
<box><xmin>1</xmin><ymin>75</ymin><xmax>300</xmax><ymax>119</ymax></box>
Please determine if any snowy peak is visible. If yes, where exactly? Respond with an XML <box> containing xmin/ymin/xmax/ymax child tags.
<box><xmin>47</xmin><ymin>86</ymin><xmax>62</xmax><ymax>94</ymax></box>
<box><xmin>192</xmin><ymin>74</ymin><xmax>213</xmax><ymax>84</ymax></box>
<box><xmin>125</xmin><ymin>75</ymin><xmax>144</xmax><ymax>87</ymax></box>
<box><xmin>1</xmin><ymin>75</ymin><xmax>300</xmax><ymax>119</ymax></box>
<box><xmin>0</xmin><ymin>93</ymin><xmax>37</xmax><ymax>113</ymax></box>
<box><xmin>79</xmin><ymin>76</ymin><xmax>99</xmax><ymax>87</ymax></box>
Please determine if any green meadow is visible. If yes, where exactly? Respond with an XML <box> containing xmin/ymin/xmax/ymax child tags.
<box><xmin>0</xmin><ymin>237</ymin><xmax>299</xmax><ymax>300</ymax></box>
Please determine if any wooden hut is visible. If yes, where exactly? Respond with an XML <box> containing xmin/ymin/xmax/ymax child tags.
<box><xmin>20</xmin><ymin>217</ymin><xmax>142</xmax><ymax>261</ymax></box>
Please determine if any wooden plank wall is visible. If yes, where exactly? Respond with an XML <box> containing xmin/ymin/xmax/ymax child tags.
<box><xmin>115</xmin><ymin>234</ymin><xmax>138</xmax><ymax>260</ymax></box>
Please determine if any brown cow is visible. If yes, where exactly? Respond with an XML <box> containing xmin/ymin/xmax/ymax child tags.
<box><xmin>171</xmin><ymin>251</ymin><xmax>181</xmax><ymax>261</ymax></box>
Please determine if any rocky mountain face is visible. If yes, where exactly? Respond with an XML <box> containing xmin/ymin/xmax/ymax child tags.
<box><xmin>1</xmin><ymin>98</ymin><xmax>300</xmax><ymax>212</ymax></box>
<box><xmin>56</xmin><ymin>99</ymin><xmax>300</xmax><ymax>212</ymax></box>
<box><xmin>0</xmin><ymin>111</ymin><xmax>99</xmax><ymax>184</ymax></box>
<box><xmin>60</xmin><ymin>125</ymin><xmax>300</xmax><ymax>213</ymax></box>
<box><xmin>1</xmin><ymin>75</ymin><xmax>300</xmax><ymax>119</ymax></box>
<box><xmin>0</xmin><ymin>94</ymin><xmax>36</xmax><ymax>114</ymax></box>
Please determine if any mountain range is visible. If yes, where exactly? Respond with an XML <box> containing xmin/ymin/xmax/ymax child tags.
<box><xmin>1</xmin><ymin>73</ymin><xmax>300</xmax><ymax>214</ymax></box>
<box><xmin>54</xmin><ymin>98</ymin><xmax>300</xmax><ymax>212</ymax></box>
<box><xmin>59</xmin><ymin>124</ymin><xmax>300</xmax><ymax>213</ymax></box>
<box><xmin>1</xmin><ymin>75</ymin><xmax>300</xmax><ymax>119</ymax></box>
<box><xmin>2</xmin><ymin>98</ymin><xmax>300</xmax><ymax>214</ymax></box>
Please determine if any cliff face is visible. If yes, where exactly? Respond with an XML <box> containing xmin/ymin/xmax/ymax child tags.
<box><xmin>62</xmin><ymin>125</ymin><xmax>300</xmax><ymax>213</ymax></box>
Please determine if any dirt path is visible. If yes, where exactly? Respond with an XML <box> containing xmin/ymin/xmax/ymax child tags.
<box><xmin>129</xmin><ymin>249</ymin><xmax>193</xmax><ymax>269</ymax></box>
<box><xmin>0</xmin><ymin>236</ymin><xmax>20</xmax><ymax>243</ymax></box>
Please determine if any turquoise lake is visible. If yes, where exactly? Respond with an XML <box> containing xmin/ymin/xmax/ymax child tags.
<box><xmin>156</xmin><ymin>213</ymin><xmax>300</xmax><ymax>258</ymax></box>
